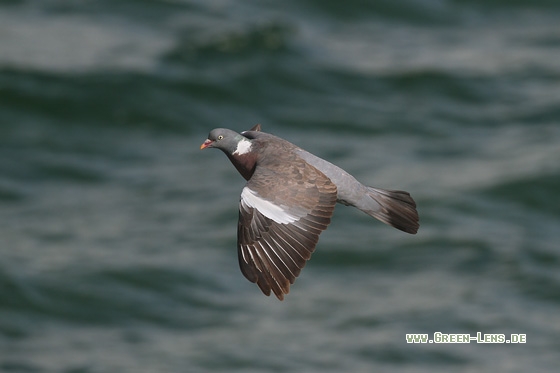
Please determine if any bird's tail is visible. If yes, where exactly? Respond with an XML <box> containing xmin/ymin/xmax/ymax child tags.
<box><xmin>364</xmin><ymin>187</ymin><xmax>419</xmax><ymax>234</ymax></box>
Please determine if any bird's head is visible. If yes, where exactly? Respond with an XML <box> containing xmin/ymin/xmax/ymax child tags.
<box><xmin>200</xmin><ymin>128</ymin><xmax>253</xmax><ymax>156</ymax></box>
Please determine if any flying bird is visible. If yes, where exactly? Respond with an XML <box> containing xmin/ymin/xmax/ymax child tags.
<box><xmin>200</xmin><ymin>124</ymin><xmax>419</xmax><ymax>300</ymax></box>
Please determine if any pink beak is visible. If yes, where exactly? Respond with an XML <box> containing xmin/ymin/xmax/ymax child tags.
<box><xmin>200</xmin><ymin>139</ymin><xmax>213</xmax><ymax>149</ymax></box>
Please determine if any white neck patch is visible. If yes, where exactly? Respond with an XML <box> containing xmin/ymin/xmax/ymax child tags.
<box><xmin>233</xmin><ymin>138</ymin><xmax>252</xmax><ymax>156</ymax></box>
<box><xmin>241</xmin><ymin>187</ymin><xmax>302</xmax><ymax>224</ymax></box>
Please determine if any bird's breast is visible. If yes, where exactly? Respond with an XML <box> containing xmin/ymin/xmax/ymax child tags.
<box><xmin>227</xmin><ymin>152</ymin><xmax>258</xmax><ymax>180</ymax></box>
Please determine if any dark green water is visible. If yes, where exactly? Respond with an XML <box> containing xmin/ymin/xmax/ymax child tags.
<box><xmin>1</xmin><ymin>1</ymin><xmax>560</xmax><ymax>372</ymax></box>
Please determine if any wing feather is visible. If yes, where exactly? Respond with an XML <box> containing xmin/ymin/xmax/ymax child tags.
<box><xmin>237</xmin><ymin>158</ymin><xmax>337</xmax><ymax>300</ymax></box>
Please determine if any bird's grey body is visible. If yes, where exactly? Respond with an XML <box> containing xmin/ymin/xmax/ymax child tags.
<box><xmin>201</xmin><ymin>125</ymin><xmax>419</xmax><ymax>299</ymax></box>
<box><xmin>297</xmin><ymin>146</ymin><xmax>372</xmax><ymax>206</ymax></box>
<box><xmin>242</xmin><ymin>130</ymin><xmax>417</xmax><ymax>233</ymax></box>
<box><xmin>244</xmin><ymin>130</ymin><xmax>362</xmax><ymax>198</ymax></box>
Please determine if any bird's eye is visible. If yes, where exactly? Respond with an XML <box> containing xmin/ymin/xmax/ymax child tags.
<box><xmin>217</xmin><ymin>135</ymin><xmax>224</xmax><ymax>140</ymax></box>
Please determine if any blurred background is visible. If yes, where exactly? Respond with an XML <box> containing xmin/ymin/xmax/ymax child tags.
<box><xmin>1</xmin><ymin>0</ymin><xmax>560</xmax><ymax>372</ymax></box>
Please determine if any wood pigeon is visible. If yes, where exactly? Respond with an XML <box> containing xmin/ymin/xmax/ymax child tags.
<box><xmin>201</xmin><ymin>124</ymin><xmax>419</xmax><ymax>300</ymax></box>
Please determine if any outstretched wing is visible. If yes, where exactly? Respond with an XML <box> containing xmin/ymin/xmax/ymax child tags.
<box><xmin>237</xmin><ymin>158</ymin><xmax>337</xmax><ymax>300</ymax></box>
